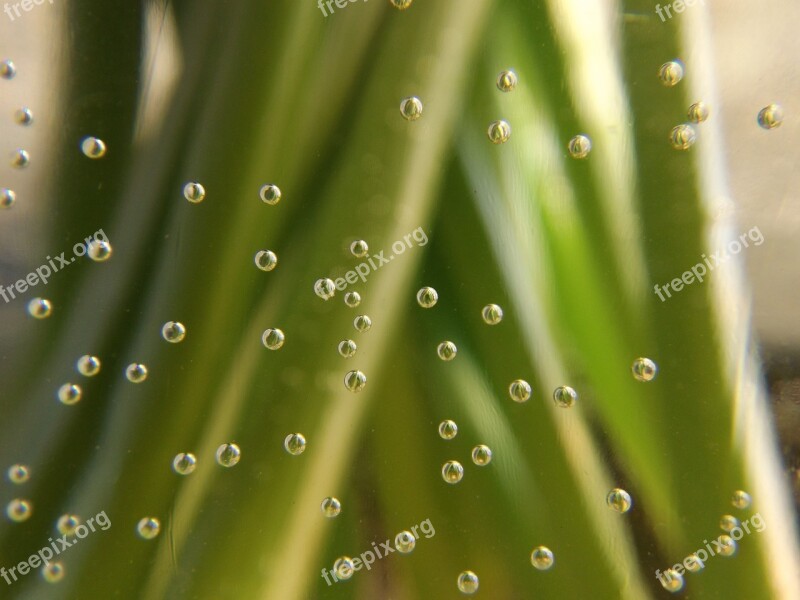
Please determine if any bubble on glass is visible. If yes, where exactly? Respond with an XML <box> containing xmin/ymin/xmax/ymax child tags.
<box><xmin>487</xmin><ymin>120</ymin><xmax>511</xmax><ymax>144</ymax></box>
<box><xmin>457</xmin><ymin>570</ymin><xmax>479</xmax><ymax>594</ymax></box>
<box><xmin>553</xmin><ymin>385</ymin><xmax>577</xmax><ymax>408</ymax></box>
<box><xmin>530</xmin><ymin>545</ymin><xmax>555</xmax><ymax>570</ymax></box>
<box><xmin>27</xmin><ymin>297</ymin><xmax>52</xmax><ymax>319</ymax></box>
<box><xmin>262</xmin><ymin>328</ymin><xmax>285</xmax><ymax>350</ymax></box>
<box><xmin>255</xmin><ymin>250</ymin><xmax>278</xmax><ymax>272</ymax></box>
<box><xmin>441</xmin><ymin>460</ymin><xmax>464</xmax><ymax>484</ymax></box>
<box><xmin>719</xmin><ymin>514</ymin><xmax>740</xmax><ymax>533</ymax></box>
<box><xmin>416</xmin><ymin>286</ymin><xmax>438</xmax><ymax>308</ymax></box>
<box><xmin>215</xmin><ymin>443</ymin><xmax>241</xmax><ymax>467</ymax></box>
<box><xmin>172</xmin><ymin>452</ymin><xmax>197</xmax><ymax>475</ymax></box>
<box><xmin>137</xmin><ymin>517</ymin><xmax>161</xmax><ymax>540</ymax></box>
<box><xmin>670</xmin><ymin>124</ymin><xmax>696</xmax><ymax>150</ymax></box>
<box><xmin>161</xmin><ymin>321</ymin><xmax>186</xmax><ymax>343</ymax></box>
<box><xmin>80</xmin><ymin>136</ymin><xmax>106</xmax><ymax>159</ymax></box>
<box><xmin>11</xmin><ymin>149</ymin><xmax>29</xmax><ymax>167</ymax></box>
<box><xmin>717</xmin><ymin>535</ymin><xmax>736</xmax><ymax>556</ymax></box>
<box><xmin>6</xmin><ymin>499</ymin><xmax>32</xmax><ymax>522</ymax></box>
<box><xmin>125</xmin><ymin>363</ymin><xmax>148</xmax><ymax>383</ymax></box>
<box><xmin>496</xmin><ymin>70</ymin><xmax>518</xmax><ymax>92</ymax></box>
<box><xmin>659</xmin><ymin>568</ymin><xmax>684</xmax><ymax>592</ymax></box>
<box><xmin>321</xmin><ymin>497</ymin><xmax>341</xmax><ymax>518</ymax></box>
<box><xmin>183</xmin><ymin>182</ymin><xmax>205</xmax><ymax>203</ymax></box>
<box><xmin>481</xmin><ymin>303</ymin><xmax>503</xmax><ymax>325</ymax></box>
<box><xmin>7</xmin><ymin>464</ymin><xmax>29</xmax><ymax>484</ymax></box>
<box><xmin>56</xmin><ymin>514</ymin><xmax>80</xmax><ymax>536</ymax></box>
<box><xmin>684</xmin><ymin>553</ymin><xmax>705</xmax><ymax>573</ymax></box>
<box><xmin>58</xmin><ymin>383</ymin><xmax>82</xmax><ymax>405</ymax></box>
<box><xmin>314</xmin><ymin>278</ymin><xmax>336</xmax><ymax>300</ymax></box>
<box><xmin>76</xmin><ymin>355</ymin><xmax>101</xmax><ymax>377</ymax></box>
<box><xmin>658</xmin><ymin>60</ymin><xmax>684</xmax><ymax>86</ymax></box>
<box><xmin>42</xmin><ymin>562</ymin><xmax>64</xmax><ymax>583</ymax></box>
<box><xmin>390</xmin><ymin>0</ymin><xmax>413</xmax><ymax>9</ymax></box>
<box><xmin>438</xmin><ymin>420</ymin><xmax>458</xmax><ymax>440</ymax></box>
<box><xmin>353</xmin><ymin>315</ymin><xmax>372</xmax><ymax>332</ymax></box>
<box><xmin>731</xmin><ymin>490</ymin><xmax>752</xmax><ymax>510</ymax></box>
<box><xmin>338</xmin><ymin>339</ymin><xmax>357</xmax><ymax>358</ymax></box>
<box><xmin>606</xmin><ymin>488</ymin><xmax>633</xmax><ymax>513</ymax></box>
<box><xmin>437</xmin><ymin>341</ymin><xmax>457</xmax><ymax>361</ymax></box>
<box><xmin>350</xmin><ymin>240</ymin><xmax>369</xmax><ymax>257</ymax></box>
<box><xmin>344</xmin><ymin>291</ymin><xmax>361</xmax><ymax>308</ymax></box>
<box><xmin>509</xmin><ymin>379</ymin><xmax>532</xmax><ymax>403</ymax></box>
<box><xmin>333</xmin><ymin>557</ymin><xmax>355</xmax><ymax>580</ymax></box>
<box><xmin>631</xmin><ymin>357</ymin><xmax>658</xmax><ymax>382</ymax></box>
<box><xmin>259</xmin><ymin>184</ymin><xmax>282</xmax><ymax>205</ymax></box>
<box><xmin>87</xmin><ymin>239</ymin><xmax>112</xmax><ymax>262</ymax></box>
<box><xmin>568</xmin><ymin>134</ymin><xmax>592</xmax><ymax>159</ymax></box>
<box><xmin>284</xmin><ymin>433</ymin><xmax>307</xmax><ymax>456</ymax></box>
<box><xmin>0</xmin><ymin>188</ymin><xmax>15</xmax><ymax>208</ymax></box>
<box><xmin>688</xmin><ymin>101</ymin><xmax>709</xmax><ymax>123</ymax></box>
<box><xmin>395</xmin><ymin>530</ymin><xmax>416</xmax><ymax>554</ymax></box>
<box><xmin>400</xmin><ymin>96</ymin><xmax>423</xmax><ymax>121</ymax></box>
<box><xmin>0</xmin><ymin>59</ymin><xmax>17</xmax><ymax>79</ymax></box>
<box><xmin>471</xmin><ymin>445</ymin><xmax>492</xmax><ymax>466</ymax></box>
<box><xmin>14</xmin><ymin>107</ymin><xmax>33</xmax><ymax>125</ymax></box>
<box><xmin>757</xmin><ymin>103</ymin><xmax>784</xmax><ymax>130</ymax></box>
<box><xmin>344</xmin><ymin>370</ymin><xmax>367</xmax><ymax>392</ymax></box>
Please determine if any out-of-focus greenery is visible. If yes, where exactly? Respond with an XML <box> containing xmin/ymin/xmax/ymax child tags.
<box><xmin>0</xmin><ymin>0</ymin><xmax>796</xmax><ymax>598</ymax></box>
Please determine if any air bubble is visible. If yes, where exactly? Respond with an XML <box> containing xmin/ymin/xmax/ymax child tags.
<box><xmin>137</xmin><ymin>517</ymin><xmax>161</xmax><ymax>540</ymax></box>
<box><xmin>684</xmin><ymin>553</ymin><xmax>704</xmax><ymax>573</ymax></box>
<box><xmin>14</xmin><ymin>107</ymin><xmax>32</xmax><ymax>125</ymax></box>
<box><xmin>471</xmin><ymin>445</ymin><xmax>492</xmax><ymax>466</ymax></box>
<box><xmin>670</xmin><ymin>124</ymin><xmax>696</xmax><ymax>150</ymax></box>
<box><xmin>509</xmin><ymin>379</ymin><xmax>532</xmax><ymax>403</ymax></box>
<box><xmin>758</xmin><ymin>103</ymin><xmax>784</xmax><ymax>130</ymax></box>
<box><xmin>259</xmin><ymin>184</ymin><xmax>282</xmax><ymax>205</ymax></box>
<box><xmin>262</xmin><ymin>328</ymin><xmax>285</xmax><ymax>350</ymax></box>
<box><xmin>58</xmin><ymin>383</ymin><xmax>82</xmax><ymax>405</ymax></box>
<box><xmin>27</xmin><ymin>298</ymin><xmax>52</xmax><ymax>318</ymax></box>
<box><xmin>87</xmin><ymin>239</ymin><xmax>112</xmax><ymax>262</ymax></box>
<box><xmin>76</xmin><ymin>355</ymin><xmax>101</xmax><ymax>376</ymax></box>
<box><xmin>395</xmin><ymin>531</ymin><xmax>416</xmax><ymax>553</ymax></box>
<box><xmin>659</xmin><ymin>568</ymin><xmax>684</xmax><ymax>592</ymax></box>
<box><xmin>717</xmin><ymin>535</ymin><xmax>736</xmax><ymax>556</ymax></box>
<box><xmin>441</xmin><ymin>460</ymin><xmax>464</xmax><ymax>484</ymax></box>
<box><xmin>631</xmin><ymin>357</ymin><xmax>657</xmax><ymax>382</ymax></box>
<box><xmin>719</xmin><ymin>514</ymin><xmax>740</xmax><ymax>532</ymax></box>
<box><xmin>215</xmin><ymin>443</ymin><xmax>241</xmax><ymax>467</ymax></box>
<box><xmin>416</xmin><ymin>286</ymin><xmax>438</xmax><ymax>308</ymax></box>
<box><xmin>344</xmin><ymin>291</ymin><xmax>361</xmax><ymax>308</ymax></box>
<box><xmin>496</xmin><ymin>70</ymin><xmax>518</xmax><ymax>92</ymax></box>
<box><xmin>353</xmin><ymin>315</ymin><xmax>372</xmax><ymax>332</ymax></box>
<box><xmin>56</xmin><ymin>514</ymin><xmax>80</xmax><ymax>536</ymax></box>
<box><xmin>338</xmin><ymin>339</ymin><xmax>357</xmax><ymax>358</ymax></box>
<box><xmin>6</xmin><ymin>499</ymin><xmax>32</xmax><ymax>522</ymax></box>
<box><xmin>487</xmin><ymin>120</ymin><xmax>511</xmax><ymax>144</ymax></box>
<box><xmin>125</xmin><ymin>363</ymin><xmax>148</xmax><ymax>383</ymax></box>
<box><xmin>172</xmin><ymin>452</ymin><xmax>197</xmax><ymax>475</ymax></box>
<box><xmin>553</xmin><ymin>385</ymin><xmax>577</xmax><ymax>408</ymax></box>
<box><xmin>438</xmin><ymin>420</ymin><xmax>458</xmax><ymax>440</ymax></box>
<box><xmin>333</xmin><ymin>557</ymin><xmax>354</xmax><ymax>580</ymax></box>
<box><xmin>606</xmin><ymin>488</ymin><xmax>633</xmax><ymax>513</ymax></box>
<box><xmin>344</xmin><ymin>370</ymin><xmax>367</xmax><ymax>392</ymax></box>
<box><xmin>183</xmin><ymin>182</ymin><xmax>205</xmax><ymax>203</ymax></box>
<box><xmin>255</xmin><ymin>250</ymin><xmax>278</xmax><ymax>271</ymax></box>
<box><xmin>437</xmin><ymin>341</ymin><xmax>457</xmax><ymax>361</ymax></box>
<box><xmin>7</xmin><ymin>464</ymin><xmax>29</xmax><ymax>484</ymax></box>
<box><xmin>80</xmin><ymin>136</ymin><xmax>106</xmax><ymax>159</ymax></box>
<box><xmin>42</xmin><ymin>562</ymin><xmax>64</xmax><ymax>583</ymax></box>
<box><xmin>11</xmin><ymin>149</ymin><xmax>29</xmax><ymax>167</ymax></box>
<box><xmin>568</xmin><ymin>135</ymin><xmax>592</xmax><ymax>159</ymax></box>
<box><xmin>350</xmin><ymin>240</ymin><xmax>369</xmax><ymax>257</ymax></box>
<box><xmin>321</xmin><ymin>497</ymin><xmax>341</xmax><ymax>518</ymax></box>
<box><xmin>314</xmin><ymin>278</ymin><xmax>336</xmax><ymax>300</ymax></box>
<box><xmin>688</xmin><ymin>102</ymin><xmax>709</xmax><ymax>123</ymax></box>
<box><xmin>481</xmin><ymin>303</ymin><xmax>503</xmax><ymax>325</ymax></box>
<box><xmin>284</xmin><ymin>433</ymin><xmax>307</xmax><ymax>455</ymax></box>
<box><xmin>162</xmin><ymin>321</ymin><xmax>186</xmax><ymax>343</ymax></box>
<box><xmin>530</xmin><ymin>546</ymin><xmax>554</xmax><ymax>570</ymax></box>
<box><xmin>658</xmin><ymin>60</ymin><xmax>684</xmax><ymax>86</ymax></box>
<box><xmin>400</xmin><ymin>96</ymin><xmax>423</xmax><ymax>121</ymax></box>
<box><xmin>0</xmin><ymin>188</ymin><xmax>15</xmax><ymax>208</ymax></box>
<box><xmin>457</xmin><ymin>570</ymin><xmax>479</xmax><ymax>594</ymax></box>
<box><xmin>731</xmin><ymin>490</ymin><xmax>752</xmax><ymax>509</ymax></box>
<box><xmin>390</xmin><ymin>0</ymin><xmax>413</xmax><ymax>9</ymax></box>
<box><xmin>0</xmin><ymin>59</ymin><xmax>16</xmax><ymax>79</ymax></box>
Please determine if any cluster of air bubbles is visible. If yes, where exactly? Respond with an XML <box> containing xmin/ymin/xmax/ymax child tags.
<box><xmin>530</xmin><ymin>546</ymin><xmax>555</xmax><ymax>570</ymax></box>
<box><xmin>553</xmin><ymin>385</ymin><xmax>577</xmax><ymax>408</ymax></box>
<box><xmin>162</xmin><ymin>321</ymin><xmax>186</xmax><ymax>343</ymax></box>
<box><xmin>1</xmin><ymin>188</ymin><xmax>15</xmax><ymax>208</ymax></box>
<box><xmin>471</xmin><ymin>445</ymin><xmax>492</xmax><ymax>466</ymax></box>
<box><xmin>338</xmin><ymin>339</ymin><xmax>357</xmax><ymax>358</ymax></box>
<box><xmin>400</xmin><ymin>96</ymin><xmax>423</xmax><ymax>121</ymax></box>
<box><xmin>353</xmin><ymin>314</ymin><xmax>372</xmax><ymax>332</ymax></box>
<box><xmin>509</xmin><ymin>379</ymin><xmax>532</xmax><ymax>403</ymax></box>
<box><xmin>631</xmin><ymin>357</ymin><xmax>657</xmax><ymax>382</ymax></box>
<box><xmin>416</xmin><ymin>286</ymin><xmax>438</xmax><ymax>308</ymax></box>
<box><xmin>659</xmin><ymin>568</ymin><xmax>684</xmax><ymax>592</ymax></box>
<box><xmin>481</xmin><ymin>303</ymin><xmax>503</xmax><ymax>325</ymax></box>
<box><xmin>457</xmin><ymin>570</ymin><xmax>479</xmax><ymax>594</ymax></box>
<box><xmin>215</xmin><ymin>443</ymin><xmax>241</xmax><ymax>467</ymax></box>
<box><xmin>125</xmin><ymin>363</ymin><xmax>148</xmax><ymax>383</ymax></box>
<box><xmin>42</xmin><ymin>562</ymin><xmax>64</xmax><ymax>583</ymax></box>
<box><xmin>719</xmin><ymin>514</ymin><xmax>740</xmax><ymax>533</ymax></box>
<box><xmin>183</xmin><ymin>182</ymin><xmax>205</xmax><ymax>203</ymax></box>
<box><xmin>87</xmin><ymin>239</ymin><xmax>112</xmax><ymax>262</ymax></box>
<box><xmin>14</xmin><ymin>107</ymin><xmax>33</xmax><ymax>125</ymax></box>
<box><xmin>344</xmin><ymin>370</ymin><xmax>367</xmax><ymax>392</ymax></box>
<box><xmin>172</xmin><ymin>452</ymin><xmax>197</xmax><ymax>475</ymax></box>
<box><xmin>731</xmin><ymin>490</ymin><xmax>752</xmax><ymax>509</ymax></box>
<box><xmin>321</xmin><ymin>497</ymin><xmax>341</xmax><ymax>518</ymax></box>
<box><xmin>314</xmin><ymin>278</ymin><xmax>336</xmax><ymax>300</ymax></box>
<box><xmin>568</xmin><ymin>134</ymin><xmax>592</xmax><ymax>159</ymax></box>
<box><xmin>487</xmin><ymin>120</ymin><xmax>511</xmax><ymax>144</ymax></box>
<box><xmin>670</xmin><ymin>124</ymin><xmax>696</xmax><ymax>150</ymax></box>
<box><xmin>11</xmin><ymin>149</ymin><xmax>29</xmax><ymax>168</ymax></box>
<box><xmin>76</xmin><ymin>355</ymin><xmax>101</xmax><ymax>376</ymax></box>
<box><xmin>137</xmin><ymin>517</ymin><xmax>161</xmax><ymax>540</ymax></box>
<box><xmin>438</xmin><ymin>420</ymin><xmax>458</xmax><ymax>440</ymax></box>
<box><xmin>254</xmin><ymin>250</ymin><xmax>278</xmax><ymax>271</ymax></box>
<box><xmin>437</xmin><ymin>341</ymin><xmax>457</xmax><ymax>361</ymax></box>
<box><xmin>441</xmin><ymin>460</ymin><xmax>464</xmax><ymax>484</ymax></box>
<box><xmin>80</xmin><ymin>136</ymin><xmax>106</xmax><ymax>159</ymax></box>
<box><xmin>758</xmin><ymin>103</ymin><xmax>784</xmax><ymax>130</ymax></box>
<box><xmin>496</xmin><ymin>70</ymin><xmax>518</xmax><ymax>92</ymax></box>
<box><xmin>658</xmin><ymin>60</ymin><xmax>684</xmax><ymax>86</ymax></box>
<box><xmin>394</xmin><ymin>531</ymin><xmax>416</xmax><ymax>554</ymax></box>
<box><xmin>6</xmin><ymin>499</ymin><xmax>32</xmax><ymax>522</ymax></box>
<box><xmin>284</xmin><ymin>433</ymin><xmax>307</xmax><ymax>455</ymax></box>
<box><xmin>344</xmin><ymin>291</ymin><xmax>361</xmax><ymax>308</ymax></box>
<box><xmin>389</xmin><ymin>0</ymin><xmax>414</xmax><ymax>9</ymax></box>
<box><xmin>606</xmin><ymin>488</ymin><xmax>633</xmax><ymax>513</ymax></box>
<box><xmin>350</xmin><ymin>240</ymin><xmax>369</xmax><ymax>258</ymax></box>
<box><xmin>28</xmin><ymin>297</ymin><xmax>52</xmax><ymax>318</ymax></box>
<box><xmin>58</xmin><ymin>383</ymin><xmax>82</xmax><ymax>405</ymax></box>
<box><xmin>259</xmin><ymin>184</ymin><xmax>282</xmax><ymax>205</ymax></box>
<box><xmin>56</xmin><ymin>514</ymin><xmax>81</xmax><ymax>536</ymax></box>
<box><xmin>262</xmin><ymin>328</ymin><xmax>285</xmax><ymax>350</ymax></box>
<box><xmin>7</xmin><ymin>464</ymin><xmax>29</xmax><ymax>484</ymax></box>
<box><xmin>0</xmin><ymin>59</ymin><xmax>16</xmax><ymax>79</ymax></box>
<box><xmin>688</xmin><ymin>102</ymin><xmax>709</xmax><ymax>123</ymax></box>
